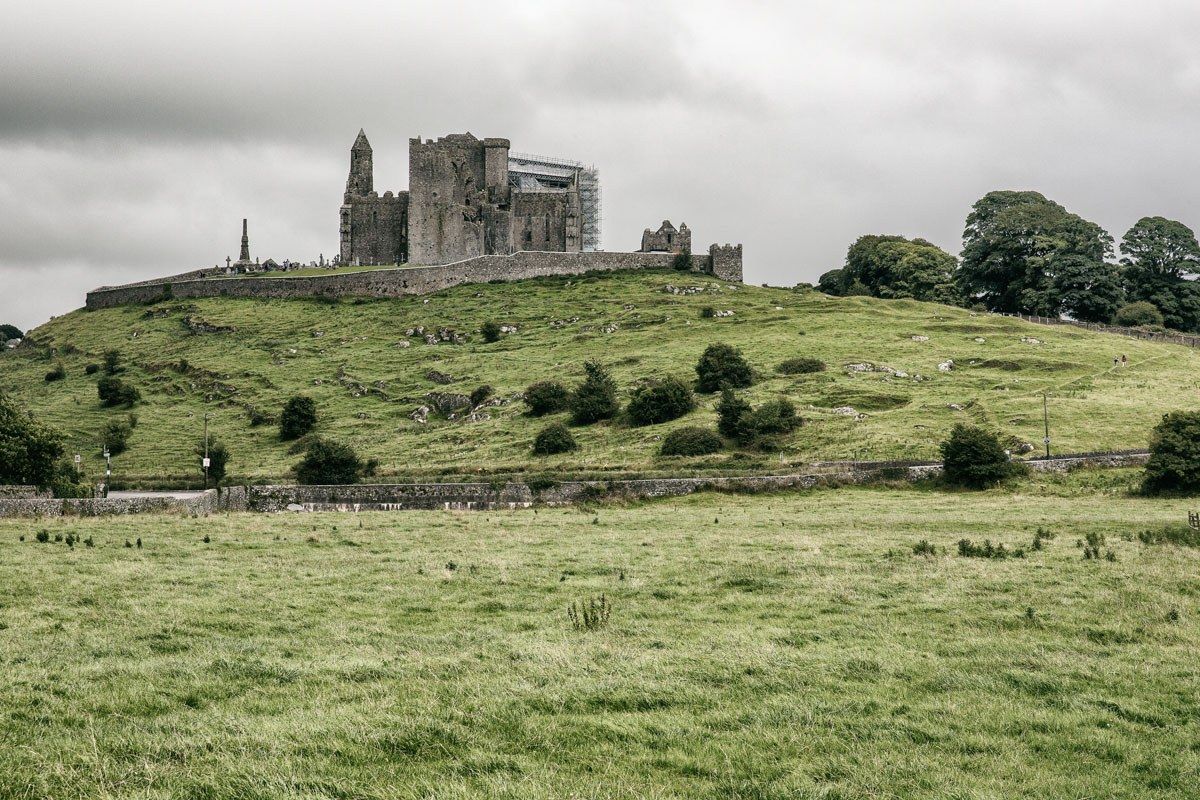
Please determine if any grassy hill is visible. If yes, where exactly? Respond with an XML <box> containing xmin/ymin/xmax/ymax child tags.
<box><xmin>4</xmin><ymin>269</ymin><xmax>1199</xmax><ymax>484</ymax></box>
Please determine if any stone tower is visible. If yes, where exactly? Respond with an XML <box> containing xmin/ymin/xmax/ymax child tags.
<box><xmin>346</xmin><ymin>129</ymin><xmax>373</xmax><ymax>197</ymax></box>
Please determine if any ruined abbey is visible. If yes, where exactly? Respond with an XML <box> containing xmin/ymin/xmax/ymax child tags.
<box><xmin>339</xmin><ymin>130</ymin><xmax>602</xmax><ymax>266</ymax></box>
<box><xmin>84</xmin><ymin>129</ymin><xmax>742</xmax><ymax>309</ymax></box>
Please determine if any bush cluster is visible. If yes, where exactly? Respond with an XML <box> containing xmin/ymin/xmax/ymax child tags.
<box><xmin>1142</xmin><ymin>411</ymin><xmax>1200</xmax><ymax>494</ymax></box>
<box><xmin>480</xmin><ymin>320</ymin><xmax>502</xmax><ymax>343</ymax></box>
<box><xmin>776</xmin><ymin>357</ymin><xmax>826</xmax><ymax>375</ymax></box>
<box><xmin>627</xmin><ymin>377</ymin><xmax>695</xmax><ymax>426</ymax></box>
<box><xmin>97</xmin><ymin>376</ymin><xmax>140</xmax><ymax>407</ymax></box>
<box><xmin>660</xmin><ymin>426</ymin><xmax>723</xmax><ymax>456</ymax></box>
<box><xmin>294</xmin><ymin>437</ymin><xmax>364</xmax><ymax>484</ymax></box>
<box><xmin>280</xmin><ymin>396</ymin><xmax>318</xmax><ymax>440</ymax></box>
<box><xmin>940</xmin><ymin>424</ymin><xmax>1022</xmax><ymax>488</ymax></box>
<box><xmin>533</xmin><ymin>422</ymin><xmax>578</xmax><ymax>456</ymax></box>
<box><xmin>524</xmin><ymin>381</ymin><xmax>570</xmax><ymax>416</ymax></box>
<box><xmin>695</xmin><ymin>343</ymin><xmax>754</xmax><ymax>393</ymax></box>
<box><xmin>1113</xmin><ymin>300</ymin><xmax>1165</xmax><ymax>328</ymax></box>
<box><xmin>957</xmin><ymin>539</ymin><xmax>1026</xmax><ymax>559</ymax></box>
<box><xmin>570</xmin><ymin>361</ymin><xmax>619</xmax><ymax>425</ymax></box>
<box><xmin>716</xmin><ymin>388</ymin><xmax>800</xmax><ymax>448</ymax></box>
<box><xmin>44</xmin><ymin>363</ymin><xmax>66</xmax><ymax>382</ymax></box>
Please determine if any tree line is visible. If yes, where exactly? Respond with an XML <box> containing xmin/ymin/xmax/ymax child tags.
<box><xmin>817</xmin><ymin>190</ymin><xmax>1200</xmax><ymax>331</ymax></box>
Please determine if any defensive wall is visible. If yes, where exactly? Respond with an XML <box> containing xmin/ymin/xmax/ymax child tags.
<box><xmin>85</xmin><ymin>246</ymin><xmax>744</xmax><ymax>310</ymax></box>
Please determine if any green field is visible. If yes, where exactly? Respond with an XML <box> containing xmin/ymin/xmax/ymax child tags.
<box><xmin>1</xmin><ymin>470</ymin><xmax>1197</xmax><ymax>798</ymax></box>
<box><xmin>5</xmin><ymin>270</ymin><xmax>1199</xmax><ymax>484</ymax></box>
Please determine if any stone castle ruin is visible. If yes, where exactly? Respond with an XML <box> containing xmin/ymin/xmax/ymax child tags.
<box><xmin>85</xmin><ymin>130</ymin><xmax>742</xmax><ymax>309</ymax></box>
<box><xmin>339</xmin><ymin>130</ymin><xmax>602</xmax><ymax>266</ymax></box>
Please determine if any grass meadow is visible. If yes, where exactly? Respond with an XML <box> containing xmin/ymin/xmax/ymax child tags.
<box><xmin>2</xmin><ymin>469</ymin><xmax>1198</xmax><ymax>798</ymax></box>
<box><xmin>4</xmin><ymin>270</ymin><xmax>1200</xmax><ymax>484</ymax></box>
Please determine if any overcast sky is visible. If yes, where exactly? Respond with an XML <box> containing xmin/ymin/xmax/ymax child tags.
<box><xmin>3</xmin><ymin>0</ymin><xmax>1200</xmax><ymax>330</ymax></box>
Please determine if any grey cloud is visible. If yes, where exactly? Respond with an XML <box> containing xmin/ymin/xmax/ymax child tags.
<box><xmin>5</xmin><ymin>0</ymin><xmax>1200</xmax><ymax>329</ymax></box>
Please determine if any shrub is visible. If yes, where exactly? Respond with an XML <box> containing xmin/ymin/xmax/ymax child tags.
<box><xmin>470</xmin><ymin>385</ymin><xmax>494</xmax><ymax>407</ymax></box>
<box><xmin>196</xmin><ymin>439</ymin><xmax>229</xmax><ymax>485</ymax></box>
<box><xmin>570</xmin><ymin>361</ymin><xmax>619</xmax><ymax>424</ymax></box>
<box><xmin>294</xmin><ymin>437</ymin><xmax>364</xmax><ymax>485</ymax></box>
<box><xmin>671</xmin><ymin>246</ymin><xmax>693</xmax><ymax>272</ymax></box>
<box><xmin>660</xmin><ymin>426</ymin><xmax>723</xmax><ymax>456</ymax></box>
<box><xmin>1142</xmin><ymin>411</ymin><xmax>1200</xmax><ymax>494</ymax></box>
<box><xmin>280</xmin><ymin>395</ymin><xmax>318</xmax><ymax>440</ymax></box>
<box><xmin>716</xmin><ymin>387</ymin><xmax>752</xmax><ymax>440</ymax></box>
<box><xmin>957</xmin><ymin>538</ymin><xmax>1026</xmax><ymax>559</ymax></box>
<box><xmin>533</xmin><ymin>422</ymin><xmax>578</xmax><ymax>456</ymax></box>
<box><xmin>96</xmin><ymin>376</ymin><xmax>140</xmax><ymax>407</ymax></box>
<box><xmin>940</xmin><ymin>424</ymin><xmax>1022</xmax><ymax>488</ymax></box>
<box><xmin>524</xmin><ymin>380</ymin><xmax>570</xmax><ymax>416</ymax></box>
<box><xmin>84</xmin><ymin>363</ymin><xmax>99</xmax><ymax>376</ymax></box>
<box><xmin>695</xmin><ymin>343</ymin><xmax>754</xmax><ymax>393</ymax></box>
<box><xmin>1113</xmin><ymin>300</ymin><xmax>1164</xmax><ymax>328</ymax></box>
<box><xmin>567</xmin><ymin>594</ymin><xmax>612</xmax><ymax>631</ymax></box>
<box><xmin>912</xmin><ymin>539</ymin><xmax>937</xmax><ymax>556</ymax></box>
<box><xmin>480</xmin><ymin>320</ymin><xmax>502</xmax><ymax>343</ymax></box>
<box><xmin>740</xmin><ymin>399</ymin><xmax>801</xmax><ymax>448</ymax></box>
<box><xmin>36</xmin><ymin>530</ymin><xmax>49</xmax><ymax>543</ymax></box>
<box><xmin>44</xmin><ymin>363</ymin><xmax>66</xmax><ymax>382</ymax></box>
<box><xmin>1138</xmin><ymin>523</ymin><xmax>1200</xmax><ymax>548</ymax></box>
<box><xmin>627</xmin><ymin>377</ymin><xmax>695</xmax><ymax>426</ymax></box>
<box><xmin>776</xmin><ymin>357</ymin><xmax>826</xmax><ymax>375</ymax></box>
<box><xmin>0</xmin><ymin>324</ymin><xmax>22</xmax><ymax>343</ymax></box>
<box><xmin>700</xmin><ymin>306</ymin><xmax>716</xmax><ymax>319</ymax></box>
<box><xmin>102</xmin><ymin>349</ymin><xmax>123</xmax><ymax>375</ymax></box>
<box><xmin>101</xmin><ymin>420</ymin><xmax>132</xmax><ymax>455</ymax></box>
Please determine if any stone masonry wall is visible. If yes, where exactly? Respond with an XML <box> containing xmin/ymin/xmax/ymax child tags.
<box><xmin>85</xmin><ymin>249</ymin><xmax>740</xmax><ymax>310</ymax></box>
<box><xmin>0</xmin><ymin>486</ymin><xmax>51</xmax><ymax>499</ymax></box>
<box><xmin>0</xmin><ymin>490</ymin><xmax>218</xmax><ymax>518</ymax></box>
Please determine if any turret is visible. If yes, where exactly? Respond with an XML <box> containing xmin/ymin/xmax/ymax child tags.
<box><xmin>345</xmin><ymin>129</ymin><xmax>374</xmax><ymax>198</ymax></box>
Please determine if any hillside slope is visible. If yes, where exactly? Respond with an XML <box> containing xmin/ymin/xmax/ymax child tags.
<box><xmin>3</xmin><ymin>270</ymin><xmax>1198</xmax><ymax>484</ymax></box>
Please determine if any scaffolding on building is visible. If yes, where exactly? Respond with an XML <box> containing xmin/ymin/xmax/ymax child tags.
<box><xmin>508</xmin><ymin>152</ymin><xmax>602</xmax><ymax>252</ymax></box>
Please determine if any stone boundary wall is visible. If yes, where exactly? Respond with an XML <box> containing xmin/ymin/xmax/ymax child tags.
<box><xmin>0</xmin><ymin>453</ymin><xmax>1147</xmax><ymax>517</ymax></box>
<box><xmin>241</xmin><ymin>452</ymin><xmax>1148</xmax><ymax>512</ymax></box>
<box><xmin>85</xmin><ymin>249</ymin><xmax>740</xmax><ymax>310</ymax></box>
<box><xmin>0</xmin><ymin>490</ymin><xmax>218</xmax><ymax>518</ymax></box>
<box><xmin>0</xmin><ymin>486</ymin><xmax>50</xmax><ymax>499</ymax></box>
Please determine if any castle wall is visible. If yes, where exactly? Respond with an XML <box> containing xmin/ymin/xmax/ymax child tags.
<box><xmin>341</xmin><ymin>192</ymin><xmax>408</xmax><ymax>265</ymax></box>
<box><xmin>85</xmin><ymin>249</ymin><xmax>739</xmax><ymax>309</ymax></box>
<box><xmin>512</xmin><ymin>192</ymin><xmax>576</xmax><ymax>252</ymax></box>
<box><xmin>408</xmin><ymin>134</ymin><xmax>513</xmax><ymax>265</ymax></box>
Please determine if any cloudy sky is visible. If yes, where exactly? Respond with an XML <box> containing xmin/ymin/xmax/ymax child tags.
<box><xmin>3</xmin><ymin>0</ymin><xmax>1200</xmax><ymax>330</ymax></box>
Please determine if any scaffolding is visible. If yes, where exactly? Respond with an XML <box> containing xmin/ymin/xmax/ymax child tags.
<box><xmin>508</xmin><ymin>152</ymin><xmax>602</xmax><ymax>252</ymax></box>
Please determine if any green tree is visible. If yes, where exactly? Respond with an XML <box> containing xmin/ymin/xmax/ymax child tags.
<box><xmin>197</xmin><ymin>439</ymin><xmax>230</xmax><ymax>485</ymax></box>
<box><xmin>671</xmin><ymin>245</ymin><xmax>693</xmax><ymax>271</ymax></box>
<box><xmin>480</xmin><ymin>321</ymin><xmax>502</xmax><ymax>343</ymax></box>
<box><xmin>842</xmin><ymin>235</ymin><xmax>958</xmax><ymax>302</ymax></box>
<box><xmin>1113</xmin><ymin>301</ymin><xmax>1165</xmax><ymax>328</ymax></box>
<box><xmin>280</xmin><ymin>396</ymin><xmax>318</xmax><ymax>440</ymax></box>
<box><xmin>695</xmin><ymin>343</ymin><xmax>754</xmax><ymax>393</ymax></box>
<box><xmin>627</xmin><ymin>377</ymin><xmax>695</xmax><ymax>426</ymax></box>
<box><xmin>532</xmin><ymin>422</ymin><xmax>578</xmax><ymax>455</ymax></box>
<box><xmin>958</xmin><ymin>190</ymin><xmax>1117</xmax><ymax>320</ymax></box>
<box><xmin>1119</xmin><ymin>217</ymin><xmax>1200</xmax><ymax>331</ymax></box>
<box><xmin>1120</xmin><ymin>217</ymin><xmax>1200</xmax><ymax>279</ymax></box>
<box><xmin>569</xmin><ymin>361</ymin><xmax>619</xmax><ymax>424</ymax></box>
<box><xmin>716</xmin><ymin>387</ymin><xmax>751</xmax><ymax>440</ymax></box>
<box><xmin>294</xmin><ymin>438</ymin><xmax>364</xmax><ymax>484</ymax></box>
<box><xmin>1142</xmin><ymin>411</ymin><xmax>1200</xmax><ymax>494</ymax></box>
<box><xmin>816</xmin><ymin>268</ymin><xmax>847</xmax><ymax>296</ymax></box>
<box><xmin>0</xmin><ymin>324</ymin><xmax>22</xmax><ymax>342</ymax></box>
<box><xmin>524</xmin><ymin>380</ymin><xmax>570</xmax><ymax>416</ymax></box>
<box><xmin>97</xmin><ymin>376</ymin><xmax>140</xmax><ymax>407</ymax></box>
<box><xmin>940</xmin><ymin>424</ymin><xmax>1022</xmax><ymax>488</ymax></box>
<box><xmin>0</xmin><ymin>393</ymin><xmax>67</xmax><ymax>488</ymax></box>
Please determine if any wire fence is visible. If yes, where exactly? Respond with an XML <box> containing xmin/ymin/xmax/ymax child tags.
<box><xmin>1003</xmin><ymin>312</ymin><xmax>1200</xmax><ymax>348</ymax></box>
